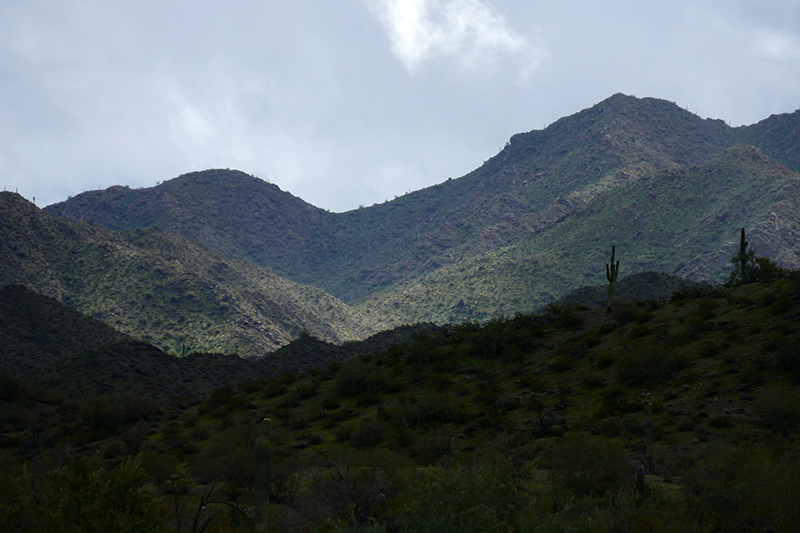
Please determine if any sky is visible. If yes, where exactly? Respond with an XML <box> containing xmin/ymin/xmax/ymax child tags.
<box><xmin>2</xmin><ymin>1</ymin><xmax>800</xmax><ymax>213</ymax></box>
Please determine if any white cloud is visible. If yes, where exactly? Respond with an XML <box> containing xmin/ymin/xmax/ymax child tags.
<box><xmin>366</xmin><ymin>0</ymin><xmax>546</xmax><ymax>79</ymax></box>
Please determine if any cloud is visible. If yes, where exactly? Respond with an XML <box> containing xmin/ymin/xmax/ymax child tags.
<box><xmin>366</xmin><ymin>0</ymin><xmax>546</xmax><ymax>79</ymax></box>
<box><xmin>754</xmin><ymin>29</ymin><xmax>800</xmax><ymax>61</ymax></box>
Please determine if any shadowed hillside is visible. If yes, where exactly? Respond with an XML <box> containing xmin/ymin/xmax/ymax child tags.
<box><xmin>0</xmin><ymin>193</ymin><xmax>383</xmax><ymax>357</ymax></box>
<box><xmin>1</xmin><ymin>284</ymin><xmax>437</xmax><ymax>406</ymax></box>
<box><xmin>4</xmin><ymin>271</ymin><xmax>800</xmax><ymax>531</ymax></box>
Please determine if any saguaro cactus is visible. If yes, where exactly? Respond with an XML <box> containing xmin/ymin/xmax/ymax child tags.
<box><xmin>255</xmin><ymin>418</ymin><xmax>272</xmax><ymax>532</ymax></box>
<box><xmin>646</xmin><ymin>403</ymin><xmax>653</xmax><ymax>456</ymax></box>
<box><xmin>636</xmin><ymin>465</ymin><xmax>645</xmax><ymax>495</ymax></box>
<box><xmin>739</xmin><ymin>228</ymin><xmax>749</xmax><ymax>282</ymax></box>
<box><xmin>605</xmin><ymin>245</ymin><xmax>620</xmax><ymax>312</ymax></box>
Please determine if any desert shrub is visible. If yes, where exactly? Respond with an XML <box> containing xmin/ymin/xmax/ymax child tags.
<box><xmin>401</xmin><ymin>394</ymin><xmax>467</xmax><ymax>428</ymax></box>
<box><xmin>190</xmin><ymin>429</ymin><xmax>252</xmax><ymax>488</ymax></box>
<box><xmin>395</xmin><ymin>456</ymin><xmax>528</xmax><ymax>533</ymax></box>
<box><xmin>612</xmin><ymin>301</ymin><xmax>639</xmax><ymax>325</ymax></box>
<box><xmin>628</xmin><ymin>323</ymin><xmax>652</xmax><ymax>339</ymax></box>
<box><xmin>542</xmin><ymin>432</ymin><xmax>629</xmax><ymax>496</ymax></box>
<box><xmin>0</xmin><ymin>454</ymin><xmax>165</xmax><ymax>533</ymax></box>
<box><xmin>336</xmin><ymin>358</ymin><xmax>394</xmax><ymax>397</ymax></box>
<box><xmin>759</xmin><ymin>389</ymin><xmax>800</xmax><ymax>436</ymax></box>
<box><xmin>726</xmin><ymin>254</ymin><xmax>786</xmax><ymax>286</ymax></box>
<box><xmin>78</xmin><ymin>394</ymin><xmax>159</xmax><ymax>430</ymax></box>
<box><xmin>0</xmin><ymin>370</ymin><xmax>31</xmax><ymax>403</ymax></box>
<box><xmin>321</xmin><ymin>398</ymin><xmax>341</xmax><ymax>410</ymax></box>
<box><xmin>671</xmin><ymin>443</ymin><xmax>800</xmax><ymax>530</ymax></box>
<box><xmin>739</xmin><ymin>363</ymin><xmax>766</xmax><ymax>386</ymax></box>
<box><xmin>698</xmin><ymin>340</ymin><xmax>722</xmax><ymax>358</ymax></box>
<box><xmin>280</xmin><ymin>372</ymin><xmax>297</xmax><ymax>385</ymax></box>
<box><xmin>771</xmin><ymin>292</ymin><xmax>796</xmax><ymax>314</ymax></box>
<box><xmin>139</xmin><ymin>448</ymin><xmax>180</xmax><ymax>485</ymax></box>
<box><xmin>294</xmin><ymin>378</ymin><xmax>318</xmax><ymax>400</ymax></box>
<box><xmin>431</xmin><ymin>375</ymin><xmax>453</xmax><ymax>392</ymax></box>
<box><xmin>264</xmin><ymin>378</ymin><xmax>288</xmax><ymax>398</ymax></box>
<box><xmin>671</xmin><ymin>284</ymin><xmax>722</xmax><ymax>303</ymax></box>
<box><xmin>465</xmin><ymin>317</ymin><xmax>525</xmax><ymax>361</ymax></box>
<box><xmin>550</xmin><ymin>355</ymin><xmax>573</xmax><ymax>372</ymax></box>
<box><xmin>774</xmin><ymin>337</ymin><xmax>800</xmax><ymax>375</ymax></box>
<box><xmin>238</xmin><ymin>379</ymin><xmax>265</xmax><ymax>394</ymax></box>
<box><xmin>304</xmin><ymin>464</ymin><xmax>395</xmax><ymax>532</ymax></box>
<box><xmin>121</xmin><ymin>422</ymin><xmax>148</xmax><ymax>455</ymax></box>
<box><xmin>579</xmin><ymin>332</ymin><xmax>602</xmax><ymax>348</ymax></box>
<box><xmin>616</xmin><ymin>345</ymin><xmax>686</xmax><ymax>384</ymax></box>
<box><xmin>349</xmin><ymin>419</ymin><xmax>387</xmax><ymax>448</ymax></box>
<box><xmin>596</xmin><ymin>322</ymin><xmax>617</xmax><ymax>336</ymax></box>
<box><xmin>596</xmin><ymin>351</ymin><xmax>616</xmax><ymax>369</ymax></box>
<box><xmin>544</xmin><ymin>302</ymin><xmax>585</xmax><ymax>329</ymax></box>
<box><xmin>519</xmin><ymin>374</ymin><xmax>548</xmax><ymax>392</ymax></box>
<box><xmin>356</xmin><ymin>391</ymin><xmax>382</xmax><ymax>407</ymax></box>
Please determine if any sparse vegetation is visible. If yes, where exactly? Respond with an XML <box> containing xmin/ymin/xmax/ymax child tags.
<box><xmin>2</xmin><ymin>273</ymin><xmax>800</xmax><ymax>530</ymax></box>
<box><xmin>4</xmin><ymin>94</ymin><xmax>800</xmax><ymax>530</ymax></box>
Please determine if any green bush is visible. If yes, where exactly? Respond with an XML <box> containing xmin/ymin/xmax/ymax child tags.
<box><xmin>350</xmin><ymin>419</ymin><xmax>387</xmax><ymax>448</ymax></box>
<box><xmin>78</xmin><ymin>394</ymin><xmax>159</xmax><ymax>430</ymax></box>
<box><xmin>0</xmin><ymin>454</ymin><xmax>164</xmax><ymax>533</ymax></box>
<box><xmin>616</xmin><ymin>345</ymin><xmax>686</xmax><ymax>384</ymax></box>
<box><xmin>759</xmin><ymin>389</ymin><xmax>800</xmax><ymax>436</ymax></box>
<box><xmin>774</xmin><ymin>337</ymin><xmax>800</xmax><ymax>373</ymax></box>
<box><xmin>396</xmin><ymin>457</ymin><xmax>528</xmax><ymax>532</ymax></box>
<box><xmin>336</xmin><ymin>358</ymin><xmax>395</xmax><ymax>397</ymax></box>
<box><xmin>0</xmin><ymin>370</ymin><xmax>29</xmax><ymax>403</ymax></box>
<box><xmin>543</xmin><ymin>432</ymin><xmax>630</xmax><ymax>496</ymax></box>
<box><xmin>400</xmin><ymin>394</ymin><xmax>467</xmax><ymax>428</ymax></box>
<box><xmin>544</xmin><ymin>302</ymin><xmax>585</xmax><ymax>329</ymax></box>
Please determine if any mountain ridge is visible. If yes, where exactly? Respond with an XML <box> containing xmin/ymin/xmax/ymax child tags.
<box><xmin>34</xmin><ymin>93</ymin><xmax>800</xmax><ymax>331</ymax></box>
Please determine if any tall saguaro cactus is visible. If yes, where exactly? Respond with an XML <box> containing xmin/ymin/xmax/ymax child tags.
<box><xmin>646</xmin><ymin>403</ymin><xmax>653</xmax><ymax>456</ymax></box>
<box><xmin>605</xmin><ymin>245</ymin><xmax>620</xmax><ymax>312</ymax></box>
<box><xmin>255</xmin><ymin>418</ymin><xmax>272</xmax><ymax>532</ymax></box>
<box><xmin>739</xmin><ymin>228</ymin><xmax>749</xmax><ymax>282</ymax></box>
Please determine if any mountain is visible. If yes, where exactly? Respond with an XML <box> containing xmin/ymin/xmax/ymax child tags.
<box><xmin>42</xmin><ymin>93</ymin><xmax>800</xmax><ymax>328</ymax></box>
<box><xmin>357</xmin><ymin>144</ymin><xmax>800</xmax><ymax>324</ymax></box>
<box><xmin>0</xmin><ymin>193</ymin><xmax>383</xmax><ymax>357</ymax></box>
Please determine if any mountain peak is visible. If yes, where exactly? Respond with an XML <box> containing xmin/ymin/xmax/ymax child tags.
<box><xmin>163</xmin><ymin>168</ymin><xmax>283</xmax><ymax>193</ymax></box>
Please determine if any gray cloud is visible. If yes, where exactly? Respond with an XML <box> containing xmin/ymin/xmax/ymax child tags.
<box><xmin>1</xmin><ymin>1</ymin><xmax>798</xmax><ymax>211</ymax></box>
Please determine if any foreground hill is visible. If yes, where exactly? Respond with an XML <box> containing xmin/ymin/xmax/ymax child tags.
<box><xmin>0</xmin><ymin>284</ymin><xmax>435</xmax><ymax>404</ymax></box>
<box><xmin>558</xmin><ymin>271</ymin><xmax>703</xmax><ymax>309</ymax></box>
<box><xmin>0</xmin><ymin>284</ymin><xmax>130</xmax><ymax>375</ymax></box>
<box><xmin>45</xmin><ymin>94</ymin><xmax>800</xmax><ymax>329</ymax></box>
<box><xmin>0</xmin><ymin>193</ymin><xmax>383</xmax><ymax>356</ymax></box>
<box><xmin>3</xmin><ymin>273</ymin><xmax>800</xmax><ymax>531</ymax></box>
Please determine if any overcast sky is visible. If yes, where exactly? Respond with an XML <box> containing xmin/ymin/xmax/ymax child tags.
<box><xmin>2</xmin><ymin>1</ymin><xmax>799</xmax><ymax>212</ymax></box>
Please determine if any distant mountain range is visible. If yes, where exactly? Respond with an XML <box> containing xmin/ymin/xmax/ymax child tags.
<box><xmin>3</xmin><ymin>92</ymin><xmax>799</xmax><ymax>355</ymax></box>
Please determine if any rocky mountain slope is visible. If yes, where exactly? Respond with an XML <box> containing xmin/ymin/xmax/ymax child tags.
<box><xmin>0</xmin><ymin>194</ymin><xmax>383</xmax><ymax>357</ymax></box>
<box><xmin>37</xmin><ymin>93</ymin><xmax>800</xmax><ymax>328</ymax></box>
